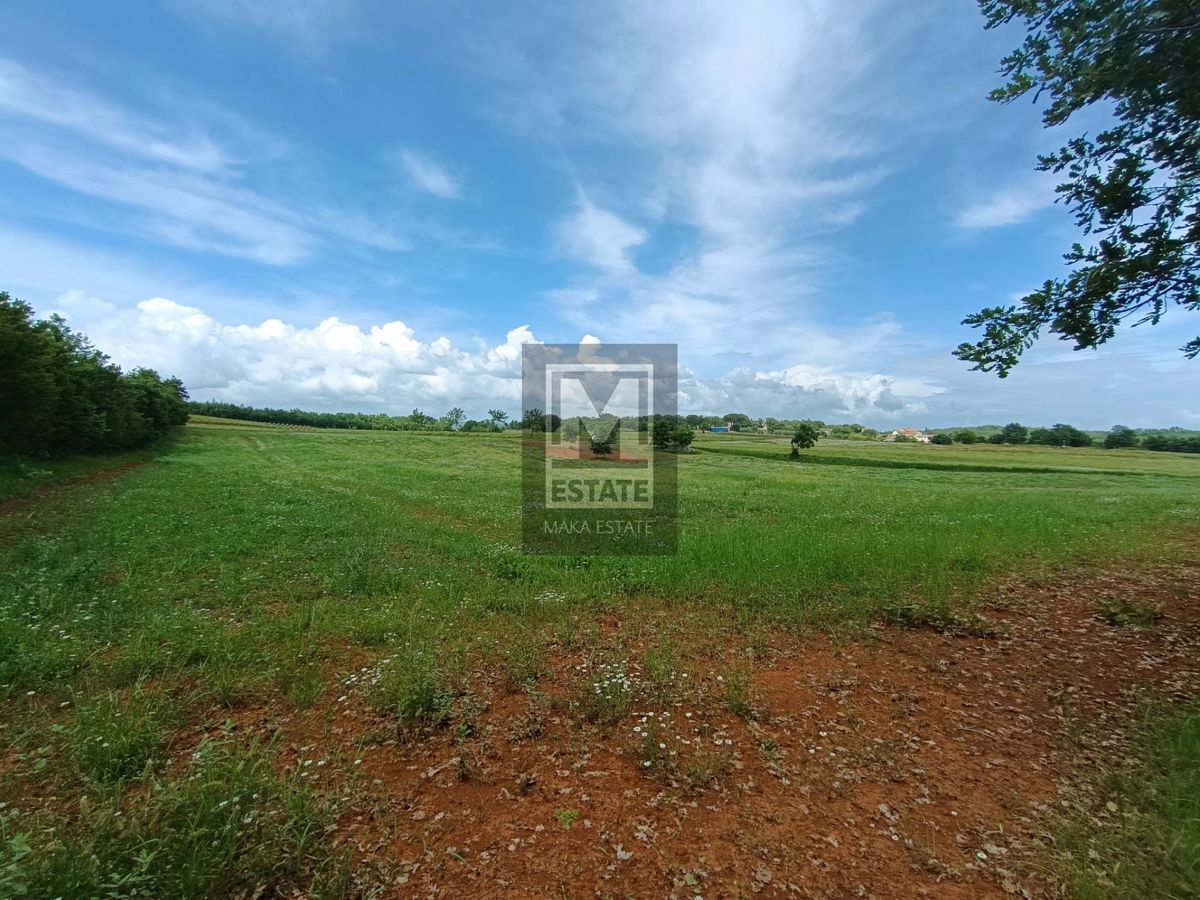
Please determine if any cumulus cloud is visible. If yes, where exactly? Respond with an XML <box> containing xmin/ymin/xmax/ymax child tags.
<box><xmin>43</xmin><ymin>292</ymin><xmax>938</xmax><ymax>421</ymax></box>
<box><xmin>396</xmin><ymin>148</ymin><xmax>462</xmax><ymax>199</ymax></box>
<box><xmin>47</xmin><ymin>293</ymin><xmax>537</xmax><ymax>415</ymax></box>
<box><xmin>679</xmin><ymin>363</ymin><xmax>938</xmax><ymax>422</ymax></box>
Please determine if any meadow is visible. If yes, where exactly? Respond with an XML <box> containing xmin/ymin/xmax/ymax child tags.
<box><xmin>1</xmin><ymin>421</ymin><xmax>1198</xmax><ymax>896</ymax></box>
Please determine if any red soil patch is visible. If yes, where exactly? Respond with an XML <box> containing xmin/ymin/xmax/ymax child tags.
<box><xmin>0</xmin><ymin>461</ymin><xmax>144</xmax><ymax>522</ymax></box>
<box><xmin>223</xmin><ymin>553</ymin><xmax>1200</xmax><ymax>897</ymax></box>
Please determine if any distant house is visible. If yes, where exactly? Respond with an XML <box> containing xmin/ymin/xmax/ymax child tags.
<box><xmin>885</xmin><ymin>426</ymin><xmax>932</xmax><ymax>443</ymax></box>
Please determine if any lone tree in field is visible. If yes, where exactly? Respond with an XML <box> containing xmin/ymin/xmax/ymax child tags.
<box><xmin>487</xmin><ymin>409</ymin><xmax>509</xmax><ymax>430</ymax></box>
<box><xmin>956</xmin><ymin>0</ymin><xmax>1200</xmax><ymax>376</ymax></box>
<box><xmin>1104</xmin><ymin>424</ymin><xmax>1139</xmax><ymax>448</ymax></box>
<box><xmin>588</xmin><ymin>421</ymin><xmax>618</xmax><ymax>457</ymax></box>
<box><xmin>789</xmin><ymin>423</ymin><xmax>821</xmax><ymax>459</ymax></box>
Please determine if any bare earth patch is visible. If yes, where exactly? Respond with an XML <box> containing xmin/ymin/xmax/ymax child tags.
<box><xmin>218</xmin><ymin>552</ymin><xmax>1198</xmax><ymax>897</ymax></box>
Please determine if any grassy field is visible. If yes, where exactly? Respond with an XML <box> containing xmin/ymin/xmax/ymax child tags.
<box><xmin>1</xmin><ymin>422</ymin><xmax>1198</xmax><ymax>895</ymax></box>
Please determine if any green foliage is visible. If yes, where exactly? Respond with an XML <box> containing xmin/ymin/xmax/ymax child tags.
<box><xmin>187</xmin><ymin>399</ymin><xmax>456</xmax><ymax>431</ymax></box>
<box><xmin>587</xmin><ymin>420</ymin><xmax>618</xmax><ymax>457</ymax></box>
<box><xmin>953</xmin><ymin>429</ymin><xmax>979</xmax><ymax>444</ymax></box>
<box><xmin>930</xmin><ymin>433</ymin><xmax>954</xmax><ymax>445</ymax></box>
<box><xmin>722</xmin><ymin>413</ymin><xmax>755</xmax><ymax>432</ymax></box>
<box><xmin>444</xmin><ymin>406</ymin><xmax>465</xmax><ymax>430</ymax></box>
<box><xmin>579</xmin><ymin>662</ymin><xmax>634</xmax><ymax>724</ymax></box>
<box><xmin>0</xmin><ymin>292</ymin><xmax>188</xmax><ymax>455</ymax></box>
<box><xmin>1142</xmin><ymin>433</ymin><xmax>1200</xmax><ymax>453</ymax></box>
<box><xmin>988</xmin><ymin>422</ymin><xmax>1029</xmax><ymax>445</ymax></box>
<box><xmin>1104</xmin><ymin>425</ymin><xmax>1140</xmax><ymax>449</ymax></box>
<box><xmin>554</xmin><ymin>808</ymin><xmax>581</xmax><ymax>830</ymax></box>
<box><xmin>1028</xmin><ymin>423</ymin><xmax>1093</xmax><ymax>447</ymax></box>
<box><xmin>719</xmin><ymin>664</ymin><xmax>754</xmax><ymax>718</ymax></box>
<box><xmin>373</xmin><ymin>647</ymin><xmax>455</xmax><ymax>729</ymax></box>
<box><xmin>789</xmin><ymin>423</ymin><xmax>821</xmax><ymax>458</ymax></box>
<box><xmin>651</xmin><ymin>416</ymin><xmax>695</xmax><ymax>450</ymax></box>
<box><xmin>957</xmin><ymin>0</ymin><xmax>1200</xmax><ymax>375</ymax></box>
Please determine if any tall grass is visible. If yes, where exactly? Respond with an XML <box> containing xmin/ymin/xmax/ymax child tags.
<box><xmin>1050</xmin><ymin>706</ymin><xmax>1200</xmax><ymax>897</ymax></box>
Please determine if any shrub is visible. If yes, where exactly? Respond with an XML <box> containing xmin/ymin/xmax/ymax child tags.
<box><xmin>373</xmin><ymin>648</ymin><xmax>455</xmax><ymax>729</ymax></box>
<box><xmin>930</xmin><ymin>433</ymin><xmax>953</xmax><ymax>445</ymax></box>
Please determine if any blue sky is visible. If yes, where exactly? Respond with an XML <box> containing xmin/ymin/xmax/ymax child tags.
<box><xmin>1</xmin><ymin>0</ymin><xmax>1196</xmax><ymax>428</ymax></box>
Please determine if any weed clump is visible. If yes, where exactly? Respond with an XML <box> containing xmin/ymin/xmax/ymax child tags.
<box><xmin>579</xmin><ymin>662</ymin><xmax>634</xmax><ymax>724</ymax></box>
<box><xmin>373</xmin><ymin>648</ymin><xmax>455</xmax><ymax>730</ymax></box>
<box><xmin>1097</xmin><ymin>598</ymin><xmax>1162</xmax><ymax>628</ymax></box>
<box><xmin>70</xmin><ymin>685</ymin><xmax>178</xmax><ymax>784</ymax></box>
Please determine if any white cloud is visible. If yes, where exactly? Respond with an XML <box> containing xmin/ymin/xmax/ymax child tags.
<box><xmin>49</xmin><ymin>293</ymin><xmax>536</xmax><ymax>415</ymax></box>
<box><xmin>41</xmin><ymin>290</ymin><xmax>940</xmax><ymax>421</ymax></box>
<box><xmin>0</xmin><ymin>58</ymin><xmax>229</xmax><ymax>173</ymax></box>
<box><xmin>466</xmin><ymin>2</ymin><xmax>938</xmax><ymax>363</ymax></box>
<box><xmin>0</xmin><ymin>60</ymin><xmax>408</xmax><ymax>264</ymax></box>
<box><xmin>397</xmin><ymin>149</ymin><xmax>462</xmax><ymax>199</ymax></box>
<box><xmin>955</xmin><ymin>173</ymin><xmax>1057</xmax><ymax>230</ymax></box>
<box><xmin>557</xmin><ymin>193</ymin><xmax>647</xmax><ymax>273</ymax></box>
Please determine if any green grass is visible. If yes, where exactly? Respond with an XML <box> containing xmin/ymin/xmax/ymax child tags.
<box><xmin>1</xmin><ymin>734</ymin><xmax>338</xmax><ymax>899</ymax></box>
<box><xmin>1050</xmin><ymin>706</ymin><xmax>1200</xmax><ymax>898</ymax></box>
<box><xmin>0</xmin><ymin>422</ymin><xmax>1198</xmax><ymax>895</ymax></box>
<box><xmin>695</xmin><ymin>433</ymin><xmax>1200</xmax><ymax>476</ymax></box>
<box><xmin>2</xmin><ymin>423</ymin><xmax>1197</xmax><ymax>695</ymax></box>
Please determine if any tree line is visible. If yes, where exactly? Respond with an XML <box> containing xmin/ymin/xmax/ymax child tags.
<box><xmin>188</xmin><ymin>401</ymin><xmax>520</xmax><ymax>432</ymax></box>
<box><xmin>1</xmin><ymin>292</ymin><xmax>188</xmax><ymax>456</ymax></box>
<box><xmin>928</xmin><ymin>422</ymin><xmax>1200</xmax><ymax>454</ymax></box>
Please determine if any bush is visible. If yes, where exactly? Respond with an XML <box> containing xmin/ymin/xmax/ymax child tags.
<box><xmin>930</xmin><ymin>433</ymin><xmax>953</xmax><ymax>445</ymax></box>
<box><xmin>953</xmin><ymin>430</ymin><xmax>978</xmax><ymax>444</ymax></box>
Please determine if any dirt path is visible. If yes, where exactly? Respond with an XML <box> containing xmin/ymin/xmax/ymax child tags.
<box><xmin>231</xmin><ymin>550</ymin><xmax>1199</xmax><ymax>898</ymax></box>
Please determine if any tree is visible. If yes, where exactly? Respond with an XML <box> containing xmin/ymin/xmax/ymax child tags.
<box><xmin>789</xmin><ymin>423</ymin><xmax>821</xmax><ymax>459</ymax></box>
<box><xmin>588</xmin><ymin>421</ymin><xmax>617</xmax><ymax>457</ymax></box>
<box><xmin>998</xmin><ymin>422</ymin><xmax>1029</xmax><ymax>444</ymax></box>
<box><xmin>487</xmin><ymin>409</ymin><xmax>509</xmax><ymax>429</ymax></box>
<box><xmin>956</xmin><ymin>0</ymin><xmax>1200</xmax><ymax>376</ymax></box>
<box><xmin>1028</xmin><ymin>423</ymin><xmax>1093</xmax><ymax>447</ymax></box>
<box><xmin>722</xmin><ymin>412</ymin><xmax>755</xmax><ymax>432</ymax></box>
<box><xmin>0</xmin><ymin>291</ymin><xmax>188</xmax><ymax>455</ymax></box>
<box><xmin>953</xmin><ymin>429</ymin><xmax>979</xmax><ymax>444</ymax></box>
<box><xmin>673</xmin><ymin>425</ymin><xmax>695</xmax><ymax>450</ymax></box>
<box><xmin>521</xmin><ymin>408</ymin><xmax>546</xmax><ymax>433</ymax></box>
<box><xmin>445</xmin><ymin>407</ymin><xmax>465</xmax><ymax>431</ymax></box>
<box><xmin>930</xmin><ymin>433</ymin><xmax>954</xmax><ymax>445</ymax></box>
<box><xmin>1104</xmin><ymin>424</ymin><xmax>1139</xmax><ymax>448</ymax></box>
<box><xmin>650</xmin><ymin>416</ymin><xmax>677</xmax><ymax>450</ymax></box>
